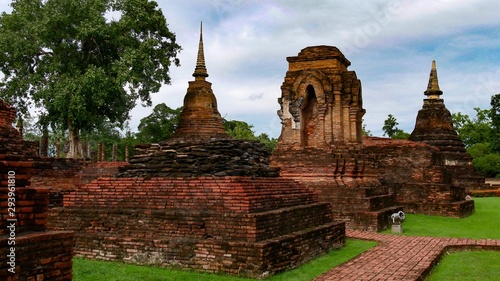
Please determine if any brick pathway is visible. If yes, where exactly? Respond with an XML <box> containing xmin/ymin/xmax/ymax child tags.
<box><xmin>313</xmin><ymin>230</ymin><xmax>500</xmax><ymax>281</ymax></box>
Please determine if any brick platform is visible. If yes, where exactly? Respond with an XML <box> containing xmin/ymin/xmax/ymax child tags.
<box><xmin>314</xmin><ymin>230</ymin><xmax>500</xmax><ymax>281</ymax></box>
<box><xmin>48</xmin><ymin>177</ymin><xmax>345</xmax><ymax>278</ymax></box>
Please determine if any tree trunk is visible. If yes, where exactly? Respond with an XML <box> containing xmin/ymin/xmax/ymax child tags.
<box><xmin>67</xmin><ymin>122</ymin><xmax>84</xmax><ymax>159</ymax></box>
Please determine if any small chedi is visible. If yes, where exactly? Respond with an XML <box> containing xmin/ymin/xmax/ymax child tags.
<box><xmin>117</xmin><ymin>24</ymin><xmax>278</xmax><ymax>178</ymax></box>
<box><xmin>48</xmin><ymin>25</ymin><xmax>344</xmax><ymax>278</ymax></box>
<box><xmin>0</xmin><ymin>100</ymin><xmax>74</xmax><ymax>280</ymax></box>
<box><xmin>271</xmin><ymin>47</ymin><xmax>480</xmax><ymax>231</ymax></box>
<box><xmin>364</xmin><ymin>60</ymin><xmax>479</xmax><ymax>216</ymax></box>
<box><xmin>408</xmin><ymin>61</ymin><xmax>485</xmax><ymax>193</ymax></box>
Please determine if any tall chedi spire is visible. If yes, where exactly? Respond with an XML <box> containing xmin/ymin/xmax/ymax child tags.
<box><xmin>167</xmin><ymin>22</ymin><xmax>231</xmax><ymax>144</ymax></box>
<box><xmin>424</xmin><ymin>60</ymin><xmax>443</xmax><ymax>99</ymax></box>
<box><xmin>193</xmin><ymin>22</ymin><xmax>209</xmax><ymax>80</ymax></box>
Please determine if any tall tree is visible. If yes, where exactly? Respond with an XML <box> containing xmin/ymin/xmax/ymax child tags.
<box><xmin>382</xmin><ymin>114</ymin><xmax>399</xmax><ymax>138</ymax></box>
<box><xmin>0</xmin><ymin>0</ymin><xmax>181</xmax><ymax>158</ymax></box>
<box><xmin>451</xmin><ymin>108</ymin><xmax>493</xmax><ymax>148</ymax></box>
<box><xmin>382</xmin><ymin>114</ymin><xmax>409</xmax><ymax>139</ymax></box>
<box><xmin>451</xmin><ymin>105</ymin><xmax>500</xmax><ymax>177</ymax></box>
<box><xmin>223</xmin><ymin>119</ymin><xmax>277</xmax><ymax>152</ymax></box>
<box><xmin>136</xmin><ymin>103</ymin><xmax>182</xmax><ymax>143</ymax></box>
<box><xmin>490</xmin><ymin>94</ymin><xmax>500</xmax><ymax>152</ymax></box>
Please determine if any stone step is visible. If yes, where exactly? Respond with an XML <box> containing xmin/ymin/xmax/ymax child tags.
<box><xmin>415</xmin><ymin>200</ymin><xmax>474</xmax><ymax>218</ymax></box>
<box><xmin>251</xmin><ymin>202</ymin><xmax>333</xmax><ymax>241</ymax></box>
<box><xmin>350</xmin><ymin>205</ymin><xmax>404</xmax><ymax>232</ymax></box>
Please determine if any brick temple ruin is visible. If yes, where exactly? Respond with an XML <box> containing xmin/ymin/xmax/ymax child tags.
<box><xmin>271</xmin><ymin>47</ymin><xmax>480</xmax><ymax>231</ymax></box>
<box><xmin>0</xmin><ymin>100</ymin><xmax>74</xmax><ymax>280</ymax></box>
<box><xmin>1</xmin><ymin>30</ymin><xmax>487</xmax><ymax>279</ymax></box>
<box><xmin>47</xmin><ymin>26</ymin><xmax>345</xmax><ymax>278</ymax></box>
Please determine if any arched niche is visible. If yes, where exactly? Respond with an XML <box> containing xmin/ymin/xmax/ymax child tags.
<box><xmin>301</xmin><ymin>85</ymin><xmax>319</xmax><ymax>147</ymax></box>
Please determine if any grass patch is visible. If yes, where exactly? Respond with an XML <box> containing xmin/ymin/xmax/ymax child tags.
<box><xmin>382</xmin><ymin>197</ymin><xmax>500</xmax><ymax>239</ymax></box>
<box><xmin>427</xmin><ymin>250</ymin><xmax>500</xmax><ymax>281</ymax></box>
<box><xmin>73</xmin><ymin>239</ymin><xmax>376</xmax><ymax>281</ymax></box>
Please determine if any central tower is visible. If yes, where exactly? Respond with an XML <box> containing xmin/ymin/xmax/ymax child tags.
<box><xmin>277</xmin><ymin>46</ymin><xmax>364</xmax><ymax>148</ymax></box>
<box><xmin>272</xmin><ymin>46</ymin><xmax>401</xmax><ymax>231</ymax></box>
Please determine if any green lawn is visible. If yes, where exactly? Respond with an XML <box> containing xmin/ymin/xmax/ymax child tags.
<box><xmin>397</xmin><ymin>197</ymin><xmax>500</xmax><ymax>281</ymax></box>
<box><xmin>427</xmin><ymin>250</ymin><xmax>500</xmax><ymax>281</ymax></box>
<box><xmin>73</xmin><ymin>239</ymin><xmax>377</xmax><ymax>281</ymax></box>
<box><xmin>383</xmin><ymin>197</ymin><xmax>500</xmax><ymax>239</ymax></box>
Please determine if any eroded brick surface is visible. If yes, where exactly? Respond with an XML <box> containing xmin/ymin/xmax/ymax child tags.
<box><xmin>0</xmin><ymin>99</ymin><xmax>74</xmax><ymax>281</ymax></box>
<box><xmin>48</xmin><ymin>177</ymin><xmax>345</xmax><ymax>278</ymax></box>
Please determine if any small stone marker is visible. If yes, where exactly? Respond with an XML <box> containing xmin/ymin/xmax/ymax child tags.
<box><xmin>392</xmin><ymin>224</ymin><xmax>403</xmax><ymax>234</ymax></box>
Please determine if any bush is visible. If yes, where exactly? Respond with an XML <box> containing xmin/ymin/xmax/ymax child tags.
<box><xmin>472</xmin><ymin>153</ymin><xmax>500</xmax><ymax>178</ymax></box>
<box><xmin>470</xmin><ymin>189</ymin><xmax>500</xmax><ymax>197</ymax></box>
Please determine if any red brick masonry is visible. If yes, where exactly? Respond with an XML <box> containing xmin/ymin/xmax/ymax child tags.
<box><xmin>314</xmin><ymin>230</ymin><xmax>500</xmax><ymax>281</ymax></box>
<box><xmin>48</xmin><ymin>176</ymin><xmax>345</xmax><ymax>278</ymax></box>
<box><xmin>0</xmin><ymin>231</ymin><xmax>74</xmax><ymax>281</ymax></box>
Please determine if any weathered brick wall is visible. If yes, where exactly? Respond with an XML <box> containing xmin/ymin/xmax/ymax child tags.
<box><xmin>0</xmin><ymin>99</ymin><xmax>74</xmax><ymax>281</ymax></box>
<box><xmin>396</xmin><ymin>183</ymin><xmax>474</xmax><ymax>217</ymax></box>
<box><xmin>77</xmin><ymin>161</ymin><xmax>127</xmax><ymax>185</ymax></box>
<box><xmin>0</xmin><ymin>187</ymin><xmax>74</xmax><ymax>281</ymax></box>
<box><xmin>119</xmin><ymin>140</ymin><xmax>279</xmax><ymax>178</ymax></box>
<box><xmin>48</xmin><ymin>177</ymin><xmax>345</xmax><ymax>278</ymax></box>
<box><xmin>0</xmin><ymin>231</ymin><xmax>74</xmax><ymax>281</ymax></box>
<box><xmin>0</xmin><ymin>188</ymin><xmax>48</xmax><ymax>234</ymax></box>
<box><xmin>363</xmin><ymin>137</ymin><xmax>474</xmax><ymax>217</ymax></box>
<box><xmin>30</xmin><ymin>159</ymin><xmax>84</xmax><ymax>197</ymax></box>
<box><xmin>363</xmin><ymin>137</ymin><xmax>449</xmax><ymax>185</ymax></box>
<box><xmin>29</xmin><ymin>160</ymin><xmax>127</xmax><ymax>206</ymax></box>
<box><xmin>271</xmin><ymin>145</ymin><xmax>401</xmax><ymax>231</ymax></box>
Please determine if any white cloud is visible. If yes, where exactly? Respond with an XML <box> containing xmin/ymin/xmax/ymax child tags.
<box><xmin>2</xmin><ymin>0</ymin><xmax>500</xmax><ymax>139</ymax></box>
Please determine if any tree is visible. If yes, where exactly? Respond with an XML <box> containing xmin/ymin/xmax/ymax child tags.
<box><xmin>451</xmin><ymin>106</ymin><xmax>500</xmax><ymax>178</ymax></box>
<box><xmin>223</xmin><ymin>119</ymin><xmax>277</xmax><ymax>152</ymax></box>
<box><xmin>0</xmin><ymin>0</ymin><xmax>181</xmax><ymax>158</ymax></box>
<box><xmin>223</xmin><ymin>120</ymin><xmax>256</xmax><ymax>140</ymax></box>
<box><xmin>382</xmin><ymin>114</ymin><xmax>409</xmax><ymax>139</ymax></box>
<box><xmin>473</xmin><ymin>154</ymin><xmax>500</xmax><ymax>178</ymax></box>
<box><xmin>382</xmin><ymin>114</ymin><xmax>398</xmax><ymax>138</ymax></box>
<box><xmin>362</xmin><ymin>119</ymin><xmax>372</xmax><ymax>136</ymax></box>
<box><xmin>490</xmin><ymin>94</ymin><xmax>500</xmax><ymax>152</ymax></box>
<box><xmin>452</xmin><ymin>108</ymin><xmax>493</xmax><ymax>148</ymax></box>
<box><xmin>391</xmin><ymin>130</ymin><xmax>410</xmax><ymax>140</ymax></box>
<box><xmin>136</xmin><ymin>103</ymin><xmax>182</xmax><ymax>143</ymax></box>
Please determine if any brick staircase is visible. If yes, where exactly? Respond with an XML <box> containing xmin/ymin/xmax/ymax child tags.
<box><xmin>271</xmin><ymin>145</ymin><xmax>402</xmax><ymax>231</ymax></box>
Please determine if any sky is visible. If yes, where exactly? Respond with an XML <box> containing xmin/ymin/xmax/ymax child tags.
<box><xmin>2</xmin><ymin>0</ymin><xmax>500</xmax><ymax>138</ymax></box>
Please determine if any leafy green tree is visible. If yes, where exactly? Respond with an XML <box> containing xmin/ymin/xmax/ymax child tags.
<box><xmin>224</xmin><ymin>120</ymin><xmax>256</xmax><ymax>140</ymax></box>
<box><xmin>136</xmin><ymin>103</ymin><xmax>182</xmax><ymax>143</ymax></box>
<box><xmin>473</xmin><ymin>154</ymin><xmax>500</xmax><ymax>178</ymax></box>
<box><xmin>382</xmin><ymin>114</ymin><xmax>409</xmax><ymax>139</ymax></box>
<box><xmin>490</xmin><ymin>94</ymin><xmax>500</xmax><ymax>152</ymax></box>
<box><xmin>362</xmin><ymin>119</ymin><xmax>372</xmax><ymax>136</ymax></box>
<box><xmin>452</xmin><ymin>108</ymin><xmax>493</xmax><ymax>148</ymax></box>
<box><xmin>452</xmin><ymin>106</ymin><xmax>500</xmax><ymax>177</ymax></box>
<box><xmin>467</xmin><ymin>143</ymin><xmax>491</xmax><ymax>159</ymax></box>
<box><xmin>382</xmin><ymin>114</ymin><xmax>398</xmax><ymax>137</ymax></box>
<box><xmin>391</xmin><ymin>130</ymin><xmax>410</xmax><ymax>140</ymax></box>
<box><xmin>0</xmin><ymin>0</ymin><xmax>181</xmax><ymax>158</ymax></box>
<box><xmin>256</xmin><ymin>133</ymin><xmax>278</xmax><ymax>152</ymax></box>
<box><xmin>223</xmin><ymin>119</ymin><xmax>277</xmax><ymax>152</ymax></box>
